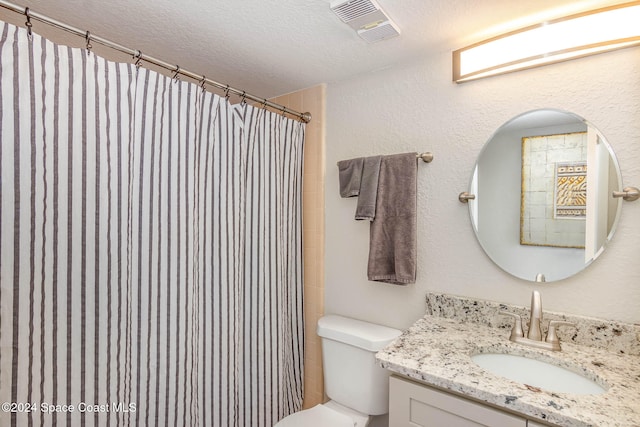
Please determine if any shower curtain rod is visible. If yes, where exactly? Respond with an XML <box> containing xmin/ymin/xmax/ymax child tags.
<box><xmin>0</xmin><ymin>0</ymin><xmax>312</xmax><ymax>123</ymax></box>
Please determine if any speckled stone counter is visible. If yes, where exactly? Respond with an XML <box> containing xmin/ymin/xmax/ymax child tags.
<box><xmin>376</xmin><ymin>294</ymin><xmax>640</xmax><ymax>427</ymax></box>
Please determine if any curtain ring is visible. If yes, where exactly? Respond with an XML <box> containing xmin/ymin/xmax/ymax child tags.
<box><xmin>133</xmin><ymin>50</ymin><xmax>143</xmax><ymax>68</ymax></box>
<box><xmin>281</xmin><ymin>106</ymin><xmax>287</xmax><ymax>117</ymax></box>
<box><xmin>224</xmin><ymin>85</ymin><xmax>230</xmax><ymax>100</ymax></box>
<box><xmin>240</xmin><ymin>91</ymin><xmax>247</xmax><ymax>105</ymax></box>
<box><xmin>199</xmin><ymin>75</ymin><xmax>207</xmax><ymax>91</ymax></box>
<box><xmin>85</xmin><ymin>31</ymin><xmax>92</xmax><ymax>55</ymax></box>
<box><xmin>172</xmin><ymin>65</ymin><xmax>180</xmax><ymax>82</ymax></box>
<box><xmin>261</xmin><ymin>99</ymin><xmax>268</xmax><ymax>109</ymax></box>
<box><xmin>24</xmin><ymin>7</ymin><xmax>33</xmax><ymax>39</ymax></box>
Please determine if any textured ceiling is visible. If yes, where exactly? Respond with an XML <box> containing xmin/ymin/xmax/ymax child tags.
<box><xmin>0</xmin><ymin>0</ymin><xmax>626</xmax><ymax>99</ymax></box>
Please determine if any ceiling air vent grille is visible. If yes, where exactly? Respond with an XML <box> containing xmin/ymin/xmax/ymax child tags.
<box><xmin>330</xmin><ymin>0</ymin><xmax>400</xmax><ymax>43</ymax></box>
<box><xmin>357</xmin><ymin>20</ymin><xmax>400</xmax><ymax>43</ymax></box>
<box><xmin>331</xmin><ymin>0</ymin><xmax>379</xmax><ymax>23</ymax></box>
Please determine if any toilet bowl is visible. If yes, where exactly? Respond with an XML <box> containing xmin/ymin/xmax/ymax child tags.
<box><xmin>275</xmin><ymin>400</ymin><xmax>369</xmax><ymax>427</ymax></box>
<box><xmin>275</xmin><ymin>315</ymin><xmax>401</xmax><ymax>426</ymax></box>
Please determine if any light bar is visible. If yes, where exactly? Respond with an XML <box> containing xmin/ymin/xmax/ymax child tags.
<box><xmin>453</xmin><ymin>1</ymin><xmax>640</xmax><ymax>83</ymax></box>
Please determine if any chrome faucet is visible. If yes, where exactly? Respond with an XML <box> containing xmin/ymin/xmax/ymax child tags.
<box><xmin>500</xmin><ymin>290</ymin><xmax>575</xmax><ymax>351</ymax></box>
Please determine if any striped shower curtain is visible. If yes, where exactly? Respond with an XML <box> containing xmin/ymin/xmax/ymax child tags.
<box><xmin>0</xmin><ymin>21</ymin><xmax>305</xmax><ymax>427</ymax></box>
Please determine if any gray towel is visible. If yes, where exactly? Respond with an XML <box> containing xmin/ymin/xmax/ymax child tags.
<box><xmin>337</xmin><ymin>157</ymin><xmax>364</xmax><ymax>198</ymax></box>
<box><xmin>367</xmin><ymin>153</ymin><xmax>417</xmax><ymax>285</ymax></box>
<box><xmin>355</xmin><ymin>156</ymin><xmax>382</xmax><ymax>221</ymax></box>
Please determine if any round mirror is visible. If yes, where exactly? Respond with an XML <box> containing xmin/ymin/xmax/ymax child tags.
<box><xmin>468</xmin><ymin>109</ymin><xmax>622</xmax><ymax>282</ymax></box>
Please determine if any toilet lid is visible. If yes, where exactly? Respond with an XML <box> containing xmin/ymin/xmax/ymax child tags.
<box><xmin>275</xmin><ymin>404</ymin><xmax>355</xmax><ymax>427</ymax></box>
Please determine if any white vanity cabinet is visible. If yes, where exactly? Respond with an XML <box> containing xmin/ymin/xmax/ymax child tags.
<box><xmin>389</xmin><ymin>375</ymin><xmax>552</xmax><ymax>427</ymax></box>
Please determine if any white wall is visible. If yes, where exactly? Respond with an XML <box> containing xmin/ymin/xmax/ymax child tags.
<box><xmin>324</xmin><ymin>47</ymin><xmax>640</xmax><ymax>330</ymax></box>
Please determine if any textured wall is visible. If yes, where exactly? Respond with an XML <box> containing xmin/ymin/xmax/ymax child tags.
<box><xmin>325</xmin><ymin>47</ymin><xmax>640</xmax><ymax>329</ymax></box>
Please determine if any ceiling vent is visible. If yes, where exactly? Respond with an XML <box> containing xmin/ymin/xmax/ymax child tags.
<box><xmin>330</xmin><ymin>0</ymin><xmax>400</xmax><ymax>43</ymax></box>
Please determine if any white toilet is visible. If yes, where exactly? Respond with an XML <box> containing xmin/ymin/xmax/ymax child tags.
<box><xmin>276</xmin><ymin>314</ymin><xmax>402</xmax><ymax>426</ymax></box>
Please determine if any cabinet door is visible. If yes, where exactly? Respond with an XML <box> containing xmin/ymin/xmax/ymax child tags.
<box><xmin>390</xmin><ymin>375</ymin><xmax>526</xmax><ymax>427</ymax></box>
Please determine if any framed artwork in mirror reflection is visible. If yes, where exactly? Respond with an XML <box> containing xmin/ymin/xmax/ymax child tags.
<box><xmin>520</xmin><ymin>132</ymin><xmax>587</xmax><ymax>249</ymax></box>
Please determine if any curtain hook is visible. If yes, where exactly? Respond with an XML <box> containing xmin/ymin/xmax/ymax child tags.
<box><xmin>240</xmin><ymin>91</ymin><xmax>247</xmax><ymax>106</ymax></box>
<box><xmin>224</xmin><ymin>85</ymin><xmax>230</xmax><ymax>101</ymax></box>
<box><xmin>24</xmin><ymin>7</ymin><xmax>33</xmax><ymax>39</ymax></box>
<box><xmin>281</xmin><ymin>105</ymin><xmax>287</xmax><ymax>117</ymax></box>
<box><xmin>85</xmin><ymin>31</ymin><xmax>92</xmax><ymax>55</ymax></box>
<box><xmin>199</xmin><ymin>75</ymin><xmax>207</xmax><ymax>92</ymax></box>
<box><xmin>261</xmin><ymin>99</ymin><xmax>268</xmax><ymax>110</ymax></box>
<box><xmin>172</xmin><ymin>65</ymin><xmax>180</xmax><ymax>82</ymax></box>
<box><xmin>133</xmin><ymin>50</ymin><xmax>143</xmax><ymax>68</ymax></box>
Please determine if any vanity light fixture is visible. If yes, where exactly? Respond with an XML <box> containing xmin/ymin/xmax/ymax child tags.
<box><xmin>453</xmin><ymin>1</ymin><xmax>640</xmax><ymax>82</ymax></box>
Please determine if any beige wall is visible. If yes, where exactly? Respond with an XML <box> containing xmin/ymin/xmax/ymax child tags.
<box><xmin>271</xmin><ymin>84</ymin><xmax>326</xmax><ymax>409</ymax></box>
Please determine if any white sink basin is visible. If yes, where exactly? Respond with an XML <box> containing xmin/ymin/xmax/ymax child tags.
<box><xmin>471</xmin><ymin>353</ymin><xmax>607</xmax><ymax>395</ymax></box>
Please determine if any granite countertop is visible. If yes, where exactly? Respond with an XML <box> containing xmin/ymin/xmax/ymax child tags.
<box><xmin>376</xmin><ymin>314</ymin><xmax>640</xmax><ymax>427</ymax></box>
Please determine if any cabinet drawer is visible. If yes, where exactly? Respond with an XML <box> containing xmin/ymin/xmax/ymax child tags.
<box><xmin>390</xmin><ymin>375</ymin><xmax>526</xmax><ymax>427</ymax></box>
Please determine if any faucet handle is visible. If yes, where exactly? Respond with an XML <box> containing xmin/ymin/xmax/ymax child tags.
<box><xmin>499</xmin><ymin>311</ymin><xmax>524</xmax><ymax>340</ymax></box>
<box><xmin>546</xmin><ymin>320</ymin><xmax>576</xmax><ymax>350</ymax></box>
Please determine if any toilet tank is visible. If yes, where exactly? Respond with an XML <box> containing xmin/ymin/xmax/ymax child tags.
<box><xmin>317</xmin><ymin>315</ymin><xmax>402</xmax><ymax>416</ymax></box>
